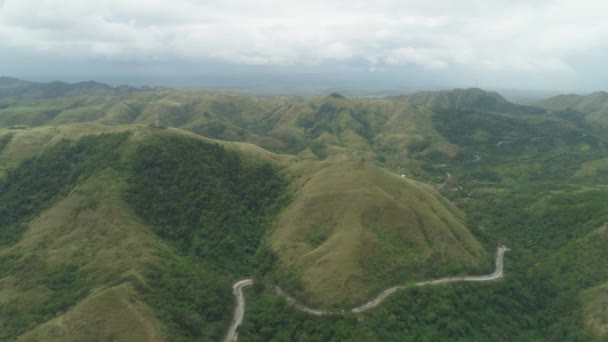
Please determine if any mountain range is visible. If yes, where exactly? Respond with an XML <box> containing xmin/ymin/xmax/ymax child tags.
<box><xmin>1</xmin><ymin>78</ymin><xmax>607</xmax><ymax>341</ymax></box>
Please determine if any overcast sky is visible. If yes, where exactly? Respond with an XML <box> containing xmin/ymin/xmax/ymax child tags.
<box><xmin>1</xmin><ymin>0</ymin><xmax>607</xmax><ymax>92</ymax></box>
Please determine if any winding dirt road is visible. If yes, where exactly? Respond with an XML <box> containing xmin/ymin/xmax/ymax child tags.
<box><xmin>224</xmin><ymin>279</ymin><xmax>254</xmax><ymax>342</ymax></box>
<box><xmin>225</xmin><ymin>246</ymin><xmax>508</xmax><ymax>341</ymax></box>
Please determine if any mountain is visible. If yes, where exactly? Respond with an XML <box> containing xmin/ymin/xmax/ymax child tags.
<box><xmin>272</xmin><ymin>161</ymin><xmax>487</xmax><ymax>308</ymax></box>
<box><xmin>0</xmin><ymin>125</ymin><xmax>292</xmax><ymax>341</ymax></box>
<box><xmin>536</xmin><ymin>91</ymin><xmax>608</xmax><ymax>128</ymax></box>
<box><xmin>0</xmin><ymin>121</ymin><xmax>488</xmax><ymax>339</ymax></box>
<box><xmin>388</xmin><ymin>88</ymin><xmax>545</xmax><ymax>114</ymax></box>
<box><xmin>2</xmin><ymin>78</ymin><xmax>608</xmax><ymax>340</ymax></box>
<box><xmin>0</xmin><ymin>77</ymin><xmax>151</xmax><ymax>99</ymax></box>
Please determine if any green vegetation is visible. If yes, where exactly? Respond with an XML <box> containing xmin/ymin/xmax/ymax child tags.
<box><xmin>0</xmin><ymin>260</ymin><xmax>93</xmax><ymax>340</ymax></box>
<box><xmin>537</xmin><ymin>91</ymin><xmax>608</xmax><ymax>129</ymax></box>
<box><xmin>1</xmin><ymin>79</ymin><xmax>608</xmax><ymax>340</ymax></box>
<box><xmin>270</xmin><ymin>162</ymin><xmax>487</xmax><ymax>308</ymax></box>
<box><xmin>0</xmin><ymin>132</ymin><xmax>129</xmax><ymax>245</ymax></box>
<box><xmin>124</xmin><ymin>134</ymin><xmax>289</xmax><ymax>340</ymax></box>
<box><xmin>239</xmin><ymin>272</ymin><xmax>597</xmax><ymax>341</ymax></box>
<box><xmin>127</xmin><ymin>134</ymin><xmax>289</xmax><ymax>273</ymax></box>
<box><xmin>0</xmin><ymin>132</ymin><xmax>12</xmax><ymax>153</ymax></box>
<box><xmin>0</xmin><ymin>128</ymin><xmax>289</xmax><ymax>341</ymax></box>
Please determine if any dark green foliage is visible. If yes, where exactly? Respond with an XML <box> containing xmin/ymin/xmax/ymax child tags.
<box><xmin>0</xmin><ymin>132</ymin><xmax>130</xmax><ymax>245</ymax></box>
<box><xmin>407</xmin><ymin>139</ymin><xmax>431</xmax><ymax>153</ymax></box>
<box><xmin>350</xmin><ymin>109</ymin><xmax>374</xmax><ymax>143</ymax></box>
<box><xmin>0</xmin><ymin>260</ymin><xmax>91</xmax><ymax>340</ymax></box>
<box><xmin>126</xmin><ymin>135</ymin><xmax>289</xmax><ymax>274</ymax></box>
<box><xmin>0</xmin><ymin>133</ymin><xmax>130</xmax><ymax>339</ymax></box>
<box><xmin>297</xmin><ymin>103</ymin><xmax>340</xmax><ymax>139</ymax></box>
<box><xmin>303</xmin><ymin>226</ymin><xmax>332</xmax><ymax>248</ymax></box>
<box><xmin>141</xmin><ymin>254</ymin><xmax>232</xmax><ymax>341</ymax></box>
<box><xmin>38</xmin><ymin>264</ymin><xmax>91</xmax><ymax>316</ymax></box>
<box><xmin>124</xmin><ymin>135</ymin><xmax>289</xmax><ymax>341</ymax></box>
<box><xmin>192</xmin><ymin>121</ymin><xmax>227</xmax><ymax>138</ymax></box>
<box><xmin>310</xmin><ymin>141</ymin><xmax>328</xmax><ymax>159</ymax></box>
<box><xmin>466</xmin><ymin>189</ymin><xmax>608</xmax><ymax>257</ymax></box>
<box><xmin>240</xmin><ymin>274</ymin><xmax>595</xmax><ymax>341</ymax></box>
<box><xmin>0</xmin><ymin>132</ymin><xmax>13</xmax><ymax>152</ymax></box>
<box><xmin>0</xmin><ymin>131</ymin><xmax>289</xmax><ymax>341</ymax></box>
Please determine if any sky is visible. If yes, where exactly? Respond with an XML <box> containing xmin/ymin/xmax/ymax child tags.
<box><xmin>1</xmin><ymin>0</ymin><xmax>607</xmax><ymax>92</ymax></box>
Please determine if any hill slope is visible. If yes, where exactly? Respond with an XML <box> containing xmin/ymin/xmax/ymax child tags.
<box><xmin>537</xmin><ymin>91</ymin><xmax>608</xmax><ymax>128</ymax></box>
<box><xmin>272</xmin><ymin>160</ymin><xmax>487</xmax><ymax>308</ymax></box>
<box><xmin>0</xmin><ymin>77</ymin><xmax>151</xmax><ymax>99</ymax></box>
<box><xmin>0</xmin><ymin>126</ymin><xmax>290</xmax><ymax>341</ymax></box>
<box><xmin>388</xmin><ymin>88</ymin><xmax>543</xmax><ymax>114</ymax></box>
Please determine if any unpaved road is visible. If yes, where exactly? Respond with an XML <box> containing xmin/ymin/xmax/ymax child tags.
<box><xmin>437</xmin><ymin>172</ymin><xmax>454</xmax><ymax>191</ymax></box>
<box><xmin>224</xmin><ymin>279</ymin><xmax>254</xmax><ymax>342</ymax></box>
<box><xmin>353</xmin><ymin>245</ymin><xmax>508</xmax><ymax>313</ymax></box>
<box><xmin>225</xmin><ymin>246</ymin><xmax>508</xmax><ymax>340</ymax></box>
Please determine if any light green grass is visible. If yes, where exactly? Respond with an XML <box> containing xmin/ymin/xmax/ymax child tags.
<box><xmin>271</xmin><ymin>160</ymin><xmax>488</xmax><ymax>308</ymax></box>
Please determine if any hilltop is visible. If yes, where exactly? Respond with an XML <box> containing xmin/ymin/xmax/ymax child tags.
<box><xmin>272</xmin><ymin>161</ymin><xmax>487</xmax><ymax>307</ymax></box>
<box><xmin>536</xmin><ymin>91</ymin><xmax>608</xmax><ymax>128</ymax></box>
<box><xmin>388</xmin><ymin>88</ymin><xmax>544</xmax><ymax>114</ymax></box>
<box><xmin>0</xmin><ymin>76</ymin><xmax>154</xmax><ymax>99</ymax></box>
<box><xmin>1</xmin><ymin>79</ymin><xmax>608</xmax><ymax>340</ymax></box>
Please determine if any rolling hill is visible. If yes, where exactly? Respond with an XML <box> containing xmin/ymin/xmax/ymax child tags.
<box><xmin>536</xmin><ymin>91</ymin><xmax>608</xmax><ymax>129</ymax></box>
<box><xmin>388</xmin><ymin>88</ymin><xmax>544</xmax><ymax>114</ymax></box>
<box><xmin>0</xmin><ymin>77</ymin><xmax>152</xmax><ymax>99</ymax></box>
<box><xmin>271</xmin><ymin>161</ymin><xmax>487</xmax><ymax>308</ymax></box>
<box><xmin>1</xmin><ymin>78</ymin><xmax>608</xmax><ymax>340</ymax></box>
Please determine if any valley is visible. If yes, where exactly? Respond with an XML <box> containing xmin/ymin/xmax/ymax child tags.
<box><xmin>0</xmin><ymin>79</ymin><xmax>607</xmax><ymax>341</ymax></box>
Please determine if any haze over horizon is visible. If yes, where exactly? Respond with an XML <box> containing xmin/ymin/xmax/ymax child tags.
<box><xmin>1</xmin><ymin>0</ymin><xmax>607</xmax><ymax>93</ymax></box>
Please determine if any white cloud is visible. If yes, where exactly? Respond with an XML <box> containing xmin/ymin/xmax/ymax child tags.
<box><xmin>0</xmin><ymin>0</ymin><xmax>607</xmax><ymax>76</ymax></box>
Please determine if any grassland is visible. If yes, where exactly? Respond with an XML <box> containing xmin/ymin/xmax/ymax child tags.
<box><xmin>271</xmin><ymin>160</ymin><xmax>487</xmax><ymax>308</ymax></box>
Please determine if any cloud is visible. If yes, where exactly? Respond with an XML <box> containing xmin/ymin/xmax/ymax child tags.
<box><xmin>0</xmin><ymin>0</ymin><xmax>607</xmax><ymax>85</ymax></box>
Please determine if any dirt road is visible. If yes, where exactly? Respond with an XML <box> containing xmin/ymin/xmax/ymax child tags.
<box><xmin>224</xmin><ymin>279</ymin><xmax>254</xmax><ymax>342</ymax></box>
<box><xmin>225</xmin><ymin>246</ymin><xmax>508</xmax><ymax>340</ymax></box>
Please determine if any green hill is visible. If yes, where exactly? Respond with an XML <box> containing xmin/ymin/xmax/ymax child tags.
<box><xmin>1</xmin><ymin>79</ymin><xmax>608</xmax><ymax>340</ymax></box>
<box><xmin>536</xmin><ymin>91</ymin><xmax>608</xmax><ymax>128</ymax></box>
<box><xmin>388</xmin><ymin>88</ymin><xmax>544</xmax><ymax>114</ymax></box>
<box><xmin>0</xmin><ymin>77</ymin><xmax>151</xmax><ymax>99</ymax></box>
<box><xmin>0</xmin><ymin>126</ymin><xmax>290</xmax><ymax>341</ymax></box>
<box><xmin>271</xmin><ymin>161</ymin><xmax>487</xmax><ymax>308</ymax></box>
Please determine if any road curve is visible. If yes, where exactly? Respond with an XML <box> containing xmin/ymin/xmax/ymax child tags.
<box><xmin>353</xmin><ymin>245</ymin><xmax>508</xmax><ymax>313</ymax></box>
<box><xmin>224</xmin><ymin>279</ymin><xmax>254</xmax><ymax>342</ymax></box>
<box><xmin>225</xmin><ymin>246</ymin><xmax>508</xmax><ymax>340</ymax></box>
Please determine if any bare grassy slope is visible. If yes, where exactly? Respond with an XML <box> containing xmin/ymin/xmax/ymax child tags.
<box><xmin>0</xmin><ymin>173</ymin><xmax>169</xmax><ymax>340</ymax></box>
<box><xmin>18</xmin><ymin>284</ymin><xmax>164</xmax><ymax>342</ymax></box>
<box><xmin>271</xmin><ymin>160</ymin><xmax>487</xmax><ymax>307</ymax></box>
<box><xmin>582</xmin><ymin>282</ymin><xmax>608</xmax><ymax>339</ymax></box>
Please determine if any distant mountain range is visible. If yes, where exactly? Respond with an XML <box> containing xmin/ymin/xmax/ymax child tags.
<box><xmin>387</xmin><ymin>87</ymin><xmax>545</xmax><ymax>114</ymax></box>
<box><xmin>0</xmin><ymin>77</ymin><xmax>156</xmax><ymax>99</ymax></box>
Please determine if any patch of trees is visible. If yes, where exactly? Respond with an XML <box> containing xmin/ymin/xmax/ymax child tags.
<box><xmin>0</xmin><ymin>132</ymin><xmax>130</xmax><ymax>245</ymax></box>
<box><xmin>126</xmin><ymin>135</ymin><xmax>289</xmax><ymax>274</ymax></box>
<box><xmin>125</xmin><ymin>135</ymin><xmax>289</xmax><ymax>340</ymax></box>
<box><xmin>0</xmin><ymin>132</ymin><xmax>13</xmax><ymax>152</ymax></box>
<box><xmin>239</xmin><ymin>272</ymin><xmax>594</xmax><ymax>341</ymax></box>
<box><xmin>141</xmin><ymin>253</ymin><xmax>233</xmax><ymax>341</ymax></box>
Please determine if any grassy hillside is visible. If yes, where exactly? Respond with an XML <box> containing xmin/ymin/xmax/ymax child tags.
<box><xmin>537</xmin><ymin>91</ymin><xmax>608</xmax><ymax>129</ymax></box>
<box><xmin>0</xmin><ymin>90</ymin><xmax>444</xmax><ymax>176</ymax></box>
<box><xmin>582</xmin><ymin>282</ymin><xmax>608</xmax><ymax>338</ymax></box>
<box><xmin>2</xmin><ymin>80</ymin><xmax>608</xmax><ymax>340</ymax></box>
<box><xmin>388</xmin><ymin>88</ymin><xmax>544</xmax><ymax>114</ymax></box>
<box><xmin>0</xmin><ymin>126</ymin><xmax>290</xmax><ymax>341</ymax></box>
<box><xmin>271</xmin><ymin>161</ymin><xmax>487</xmax><ymax>307</ymax></box>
